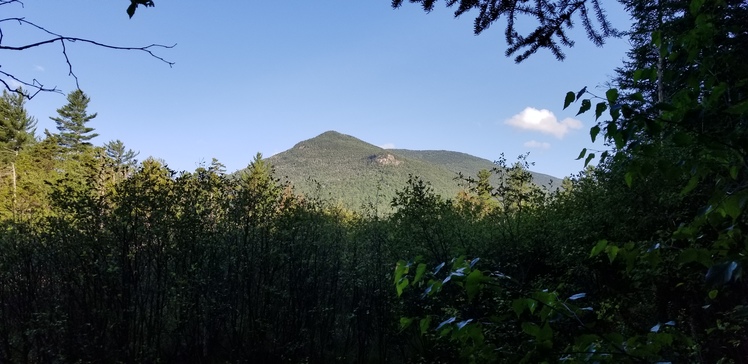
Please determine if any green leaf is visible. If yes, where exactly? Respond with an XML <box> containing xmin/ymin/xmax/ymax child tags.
<box><xmin>590</xmin><ymin>239</ymin><xmax>608</xmax><ymax>257</ymax></box>
<box><xmin>538</xmin><ymin>323</ymin><xmax>553</xmax><ymax>341</ymax></box>
<box><xmin>533</xmin><ymin>291</ymin><xmax>556</xmax><ymax>305</ymax></box>
<box><xmin>413</xmin><ymin>263</ymin><xmax>427</xmax><ymax>284</ymax></box>
<box><xmin>708</xmin><ymin>290</ymin><xmax>718</xmax><ymax>299</ymax></box>
<box><xmin>396</xmin><ymin>277</ymin><xmax>409</xmax><ymax>297</ymax></box>
<box><xmin>605</xmin><ymin>89</ymin><xmax>619</xmax><ymax>104</ymax></box>
<box><xmin>590</xmin><ymin>125</ymin><xmax>601</xmax><ymax>142</ymax></box>
<box><xmin>512</xmin><ymin>299</ymin><xmax>527</xmax><ymax>317</ymax></box>
<box><xmin>680</xmin><ymin>175</ymin><xmax>699</xmax><ymax>196</ymax></box>
<box><xmin>577</xmin><ymin>99</ymin><xmax>591</xmax><ymax>116</ymax></box>
<box><xmin>576</xmin><ymin>148</ymin><xmax>587</xmax><ymax>160</ymax></box>
<box><xmin>521</xmin><ymin>322</ymin><xmax>540</xmax><ymax>337</ymax></box>
<box><xmin>678</xmin><ymin>248</ymin><xmax>713</xmax><ymax>267</ymax></box>
<box><xmin>624</xmin><ymin>172</ymin><xmax>633</xmax><ymax>187</ymax></box>
<box><xmin>419</xmin><ymin>317</ymin><xmax>432</xmax><ymax>334</ymax></box>
<box><xmin>730</xmin><ymin>166</ymin><xmax>739</xmax><ymax>180</ymax></box>
<box><xmin>513</xmin><ymin>298</ymin><xmax>538</xmax><ymax>316</ymax></box>
<box><xmin>394</xmin><ymin>260</ymin><xmax>409</xmax><ymax>284</ymax></box>
<box><xmin>584</xmin><ymin>153</ymin><xmax>595</xmax><ymax>167</ymax></box>
<box><xmin>720</xmin><ymin>193</ymin><xmax>746</xmax><ymax>220</ymax></box>
<box><xmin>594</xmin><ymin>103</ymin><xmax>607</xmax><ymax>121</ymax></box>
<box><xmin>465</xmin><ymin>269</ymin><xmax>483</xmax><ymax>301</ymax></box>
<box><xmin>467</xmin><ymin>324</ymin><xmax>485</xmax><ymax>345</ymax></box>
<box><xmin>606</xmin><ymin>245</ymin><xmax>619</xmax><ymax>263</ymax></box>
<box><xmin>400</xmin><ymin>317</ymin><xmax>414</xmax><ymax>329</ymax></box>
<box><xmin>564</xmin><ymin>91</ymin><xmax>575</xmax><ymax>109</ymax></box>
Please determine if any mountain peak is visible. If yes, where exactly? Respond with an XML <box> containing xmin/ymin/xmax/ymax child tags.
<box><xmin>309</xmin><ymin>130</ymin><xmax>368</xmax><ymax>144</ymax></box>
<box><xmin>291</xmin><ymin>130</ymin><xmax>380</xmax><ymax>153</ymax></box>
<box><xmin>257</xmin><ymin>131</ymin><xmax>560</xmax><ymax>211</ymax></box>
<box><xmin>317</xmin><ymin>130</ymin><xmax>346</xmax><ymax>138</ymax></box>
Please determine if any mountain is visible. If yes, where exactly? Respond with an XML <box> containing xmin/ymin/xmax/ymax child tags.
<box><xmin>256</xmin><ymin>131</ymin><xmax>559</xmax><ymax>211</ymax></box>
<box><xmin>389</xmin><ymin>149</ymin><xmax>558</xmax><ymax>188</ymax></box>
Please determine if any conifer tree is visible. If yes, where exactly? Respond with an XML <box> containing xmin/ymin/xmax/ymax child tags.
<box><xmin>50</xmin><ymin>90</ymin><xmax>99</xmax><ymax>151</ymax></box>
<box><xmin>0</xmin><ymin>88</ymin><xmax>37</xmax><ymax>218</ymax></box>
<box><xmin>104</xmin><ymin>139</ymin><xmax>139</xmax><ymax>168</ymax></box>
<box><xmin>0</xmin><ymin>89</ymin><xmax>37</xmax><ymax>158</ymax></box>
<box><xmin>104</xmin><ymin>139</ymin><xmax>139</xmax><ymax>183</ymax></box>
<box><xmin>476</xmin><ymin>169</ymin><xmax>492</xmax><ymax>200</ymax></box>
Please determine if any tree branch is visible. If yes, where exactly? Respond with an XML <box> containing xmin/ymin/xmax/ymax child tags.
<box><xmin>394</xmin><ymin>0</ymin><xmax>620</xmax><ymax>63</ymax></box>
<box><xmin>0</xmin><ymin>4</ymin><xmax>173</xmax><ymax>99</ymax></box>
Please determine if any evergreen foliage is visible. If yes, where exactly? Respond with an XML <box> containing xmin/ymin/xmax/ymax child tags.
<box><xmin>50</xmin><ymin>90</ymin><xmax>99</xmax><ymax>151</ymax></box>
<box><xmin>0</xmin><ymin>89</ymin><xmax>37</xmax><ymax>158</ymax></box>
<box><xmin>104</xmin><ymin>139</ymin><xmax>139</xmax><ymax>168</ymax></box>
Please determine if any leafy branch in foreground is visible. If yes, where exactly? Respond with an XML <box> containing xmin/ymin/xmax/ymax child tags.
<box><xmin>395</xmin><ymin>256</ymin><xmax>692</xmax><ymax>363</ymax></box>
<box><xmin>392</xmin><ymin>0</ymin><xmax>620</xmax><ymax>62</ymax></box>
<box><xmin>0</xmin><ymin>0</ymin><xmax>172</xmax><ymax>99</ymax></box>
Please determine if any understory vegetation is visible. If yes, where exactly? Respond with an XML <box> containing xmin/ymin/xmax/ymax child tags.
<box><xmin>1</xmin><ymin>0</ymin><xmax>747</xmax><ymax>362</ymax></box>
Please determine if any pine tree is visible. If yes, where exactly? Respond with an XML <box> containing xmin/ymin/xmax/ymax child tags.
<box><xmin>0</xmin><ymin>89</ymin><xmax>37</xmax><ymax>158</ymax></box>
<box><xmin>50</xmin><ymin>89</ymin><xmax>99</xmax><ymax>151</ymax></box>
<box><xmin>476</xmin><ymin>169</ymin><xmax>492</xmax><ymax>200</ymax></box>
<box><xmin>104</xmin><ymin>139</ymin><xmax>139</xmax><ymax>183</ymax></box>
<box><xmin>0</xmin><ymin>88</ymin><xmax>37</xmax><ymax>218</ymax></box>
<box><xmin>613</xmin><ymin>0</ymin><xmax>687</xmax><ymax>113</ymax></box>
<box><xmin>104</xmin><ymin>139</ymin><xmax>139</xmax><ymax>168</ymax></box>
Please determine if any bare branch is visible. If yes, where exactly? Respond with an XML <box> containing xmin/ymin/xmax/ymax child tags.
<box><xmin>0</xmin><ymin>0</ymin><xmax>23</xmax><ymax>6</ymax></box>
<box><xmin>0</xmin><ymin>3</ymin><xmax>173</xmax><ymax>100</ymax></box>
<box><xmin>0</xmin><ymin>68</ymin><xmax>56</xmax><ymax>98</ymax></box>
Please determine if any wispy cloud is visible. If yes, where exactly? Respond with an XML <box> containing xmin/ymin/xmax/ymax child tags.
<box><xmin>505</xmin><ymin>107</ymin><xmax>582</xmax><ymax>139</ymax></box>
<box><xmin>523</xmin><ymin>140</ymin><xmax>551</xmax><ymax>149</ymax></box>
<box><xmin>35</xmin><ymin>65</ymin><xmax>45</xmax><ymax>72</ymax></box>
<box><xmin>379</xmin><ymin>143</ymin><xmax>395</xmax><ymax>149</ymax></box>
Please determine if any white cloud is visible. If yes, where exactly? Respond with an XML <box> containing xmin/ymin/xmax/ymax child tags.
<box><xmin>523</xmin><ymin>140</ymin><xmax>551</xmax><ymax>149</ymax></box>
<box><xmin>379</xmin><ymin>143</ymin><xmax>395</xmax><ymax>149</ymax></box>
<box><xmin>35</xmin><ymin>65</ymin><xmax>45</xmax><ymax>72</ymax></box>
<box><xmin>505</xmin><ymin>107</ymin><xmax>582</xmax><ymax>139</ymax></box>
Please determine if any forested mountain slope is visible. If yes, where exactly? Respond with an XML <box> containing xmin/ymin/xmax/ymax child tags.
<box><xmin>260</xmin><ymin>131</ymin><xmax>559</xmax><ymax>210</ymax></box>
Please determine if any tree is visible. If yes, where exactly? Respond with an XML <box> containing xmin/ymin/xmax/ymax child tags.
<box><xmin>613</xmin><ymin>0</ymin><xmax>688</xmax><ymax>112</ymax></box>
<box><xmin>105</xmin><ymin>140</ymin><xmax>139</xmax><ymax>168</ymax></box>
<box><xmin>104</xmin><ymin>139</ymin><xmax>140</xmax><ymax>183</ymax></box>
<box><xmin>475</xmin><ymin>169</ymin><xmax>492</xmax><ymax>200</ymax></box>
<box><xmin>0</xmin><ymin>88</ymin><xmax>37</xmax><ymax>218</ymax></box>
<box><xmin>0</xmin><ymin>89</ymin><xmax>36</xmax><ymax>157</ymax></box>
<box><xmin>50</xmin><ymin>90</ymin><xmax>99</xmax><ymax>152</ymax></box>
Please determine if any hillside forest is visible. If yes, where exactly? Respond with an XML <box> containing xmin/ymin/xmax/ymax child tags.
<box><xmin>1</xmin><ymin>0</ymin><xmax>747</xmax><ymax>362</ymax></box>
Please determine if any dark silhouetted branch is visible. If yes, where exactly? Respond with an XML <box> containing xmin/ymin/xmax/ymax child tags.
<box><xmin>0</xmin><ymin>1</ymin><xmax>172</xmax><ymax>99</ymax></box>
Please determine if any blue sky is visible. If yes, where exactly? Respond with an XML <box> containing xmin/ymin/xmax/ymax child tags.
<box><xmin>3</xmin><ymin>0</ymin><xmax>631</xmax><ymax>178</ymax></box>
